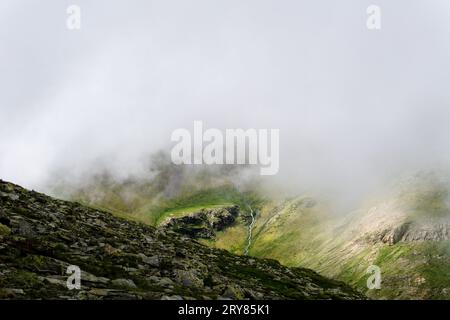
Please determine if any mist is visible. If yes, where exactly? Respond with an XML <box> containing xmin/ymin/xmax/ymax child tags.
<box><xmin>1</xmin><ymin>0</ymin><xmax>450</xmax><ymax>208</ymax></box>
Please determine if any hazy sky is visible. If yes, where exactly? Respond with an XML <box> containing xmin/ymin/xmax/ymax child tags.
<box><xmin>1</xmin><ymin>0</ymin><xmax>450</xmax><ymax>199</ymax></box>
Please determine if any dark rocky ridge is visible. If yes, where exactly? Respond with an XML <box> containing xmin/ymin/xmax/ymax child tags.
<box><xmin>0</xmin><ymin>179</ymin><xmax>364</xmax><ymax>300</ymax></box>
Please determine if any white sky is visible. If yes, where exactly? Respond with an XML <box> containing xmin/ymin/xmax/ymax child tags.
<box><xmin>1</xmin><ymin>0</ymin><xmax>450</xmax><ymax>200</ymax></box>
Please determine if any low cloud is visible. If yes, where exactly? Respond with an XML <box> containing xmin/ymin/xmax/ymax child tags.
<box><xmin>1</xmin><ymin>1</ymin><xmax>450</xmax><ymax>209</ymax></box>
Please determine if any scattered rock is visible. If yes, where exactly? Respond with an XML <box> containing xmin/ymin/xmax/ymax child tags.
<box><xmin>139</xmin><ymin>253</ymin><xmax>160</xmax><ymax>267</ymax></box>
<box><xmin>0</xmin><ymin>222</ymin><xmax>11</xmax><ymax>236</ymax></box>
<box><xmin>175</xmin><ymin>270</ymin><xmax>204</xmax><ymax>288</ymax></box>
<box><xmin>222</xmin><ymin>285</ymin><xmax>245</xmax><ymax>299</ymax></box>
<box><xmin>159</xmin><ymin>277</ymin><xmax>174</xmax><ymax>287</ymax></box>
<box><xmin>112</xmin><ymin>279</ymin><xmax>137</xmax><ymax>289</ymax></box>
<box><xmin>161</xmin><ymin>295</ymin><xmax>183</xmax><ymax>300</ymax></box>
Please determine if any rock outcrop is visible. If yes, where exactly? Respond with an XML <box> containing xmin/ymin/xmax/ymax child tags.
<box><xmin>374</xmin><ymin>221</ymin><xmax>450</xmax><ymax>245</ymax></box>
<box><xmin>159</xmin><ymin>206</ymin><xmax>239</xmax><ymax>239</ymax></box>
<box><xmin>0</xmin><ymin>180</ymin><xmax>364</xmax><ymax>300</ymax></box>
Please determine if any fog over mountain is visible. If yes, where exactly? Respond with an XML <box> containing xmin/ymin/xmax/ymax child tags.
<box><xmin>1</xmin><ymin>0</ymin><xmax>450</xmax><ymax>206</ymax></box>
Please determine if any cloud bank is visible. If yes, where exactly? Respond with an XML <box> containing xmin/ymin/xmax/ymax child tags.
<box><xmin>1</xmin><ymin>0</ymin><xmax>450</xmax><ymax>204</ymax></box>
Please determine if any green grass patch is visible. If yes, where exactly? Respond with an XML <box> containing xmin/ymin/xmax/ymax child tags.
<box><xmin>147</xmin><ymin>185</ymin><xmax>264</xmax><ymax>226</ymax></box>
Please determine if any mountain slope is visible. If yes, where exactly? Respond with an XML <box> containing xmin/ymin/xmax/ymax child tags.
<box><xmin>242</xmin><ymin>172</ymin><xmax>450</xmax><ymax>299</ymax></box>
<box><xmin>0</xmin><ymin>179</ymin><xmax>364</xmax><ymax>300</ymax></box>
<box><xmin>50</xmin><ymin>163</ymin><xmax>450</xmax><ymax>299</ymax></box>
<box><xmin>157</xmin><ymin>171</ymin><xmax>450</xmax><ymax>299</ymax></box>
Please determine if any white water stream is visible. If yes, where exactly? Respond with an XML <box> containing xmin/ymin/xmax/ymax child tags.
<box><xmin>244</xmin><ymin>205</ymin><xmax>256</xmax><ymax>256</ymax></box>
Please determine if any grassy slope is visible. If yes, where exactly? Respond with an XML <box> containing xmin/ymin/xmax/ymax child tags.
<box><xmin>208</xmin><ymin>179</ymin><xmax>450</xmax><ymax>299</ymax></box>
<box><xmin>73</xmin><ymin>180</ymin><xmax>264</xmax><ymax>225</ymax></box>
<box><xmin>248</xmin><ymin>197</ymin><xmax>332</xmax><ymax>265</ymax></box>
<box><xmin>147</xmin><ymin>186</ymin><xmax>243</xmax><ymax>226</ymax></box>
<box><xmin>245</xmin><ymin>174</ymin><xmax>450</xmax><ymax>299</ymax></box>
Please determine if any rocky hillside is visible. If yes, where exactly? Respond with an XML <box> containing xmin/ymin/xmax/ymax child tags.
<box><xmin>0</xmin><ymin>179</ymin><xmax>364</xmax><ymax>300</ymax></box>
